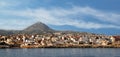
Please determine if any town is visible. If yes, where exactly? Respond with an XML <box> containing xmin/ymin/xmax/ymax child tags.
<box><xmin>0</xmin><ymin>32</ymin><xmax>120</xmax><ymax>48</ymax></box>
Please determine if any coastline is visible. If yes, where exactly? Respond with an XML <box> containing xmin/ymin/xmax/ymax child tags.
<box><xmin>1</xmin><ymin>44</ymin><xmax>120</xmax><ymax>48</ymax></box>
<box><xmin>0</xmin><ymin>33</ymin><xmax>120</xmax><ymax>49</ymax></box>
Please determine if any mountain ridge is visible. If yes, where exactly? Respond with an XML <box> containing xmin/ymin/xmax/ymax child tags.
<box><xmin>0</xmin><ymin>22</ymin><xmax>55</xmax><ymax>35</ymax></box>
<box><xmin>0</xmin><ymin>22</ymin><xmax>95</xmax><ymax>35</ymax></box>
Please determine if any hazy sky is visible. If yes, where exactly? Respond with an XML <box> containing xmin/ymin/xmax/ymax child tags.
<box><xmin>0</xmin><ymin>0</ymin><xmax>120</xmax><ymax>35</ymax></box>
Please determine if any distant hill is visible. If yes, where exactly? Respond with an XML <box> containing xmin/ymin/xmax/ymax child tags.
<box><xmin>0</xmin><ymin>22</ymin><xmax>95</xmax><ymax>35</ymax></box>
<box><xmin>24</xmin><ymin>22</ymin><xmax>53</xmax><ymax>32</ymax></box>
<box><xmin>0</xmin><ymin>22</ymin><xmax>55</xmax><ymax>35</ymax></box>
<box><xmin>0</xmin><ymin>30</ymin><xmax>19</xmax><ymax>35</ymax></box>
<box><xmin>22</xmin><ymin>22</ymin><xmax>54</xmax><ymax>34</ymax></box>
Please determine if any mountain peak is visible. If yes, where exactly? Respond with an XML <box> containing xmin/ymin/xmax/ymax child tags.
<box><xmin>23</xmin><ymin>22</ymin><xmax>54</xmax><ymax>34</ymax></box>
<box><xmin>34</xmin><ymin>22</ymin><xmax>45</xmax><ymax>25</ymax></box>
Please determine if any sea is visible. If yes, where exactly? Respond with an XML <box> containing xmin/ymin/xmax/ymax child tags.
<box><xmin>0</xmin><ymin>48</ymin><xmax>120</xmax><ymax>57</ymax></box>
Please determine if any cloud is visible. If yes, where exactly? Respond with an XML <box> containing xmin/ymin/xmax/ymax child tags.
<box><xmin>0</xmin><ymin>0</ymin><xmax>21</xmax><ymax>9</ymax></box>
<box><xmin>0</xmin><ymin>1</ymin><xmax>8</xmax><ymax>7</ymax></box>
<box><xmin>0</xmin><ymin>6</ymin><xmax>120</xmax><ymax>29</ymax></box>
<box><xmin>75</xmin><ymin>7</ymin><xmax>120</xmax><ymax>25</ymax></box>
<box><xmin>0</xmin><ymin>18</ymin><xmax>37</xmax><ymax>30</ymax></box>
<box><xmin>29</xmin><ymin>7</ymin><xmax>120</xmax><ymax>29</ymax></box>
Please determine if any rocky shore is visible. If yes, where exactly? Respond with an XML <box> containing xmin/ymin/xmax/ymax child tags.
<box><xmin>0</xmin><ymin>32</ymin><xmax>120</xmax><ymax>48</ymax></box>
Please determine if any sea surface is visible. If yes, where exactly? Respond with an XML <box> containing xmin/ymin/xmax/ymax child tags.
<box><xmin>0</xmin><ymin>48</ymin><xmax>120</xmax><ymax>57</ymax></box>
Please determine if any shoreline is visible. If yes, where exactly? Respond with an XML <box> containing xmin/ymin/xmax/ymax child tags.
<box><xmin>0</xmin><ymin>33</ymin><xmax>120</xmax><ymax>49</ymax></box>
<box><xmin>1</xmin><ymin>44</ymin><xmax>120</xmax><ymax>48</ymax></box>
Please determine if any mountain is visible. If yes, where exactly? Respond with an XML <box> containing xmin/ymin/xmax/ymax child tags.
<box><xmin>0</xmin><ymin>22</ymin><xmax>95</xmax><ymax>35</ymax></box>
<box><xmin>0</xmin><ymin>22</ymin><xmax>55</xmax><ymax>35</ymax></box>
<box><xmin>24</xmin><ymin>22</ymin><xmax>53</xmax><ymax>32</ymax></box>
<box><xmin>22</xmin><ymin>22</ymin><xmax>55</xmax><ymax>34</ymax></box>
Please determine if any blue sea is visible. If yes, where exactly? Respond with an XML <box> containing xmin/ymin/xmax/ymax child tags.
<box><xmin>0</xmin><ymin>48</ymin><xmax>120</xmax><ymax>57</ymax></box>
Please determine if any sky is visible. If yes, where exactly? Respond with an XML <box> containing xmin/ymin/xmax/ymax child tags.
<box><xmin>0</xmin><ymin>0</ymin><xmax>120</xmax><ymax>35</ymax></box>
